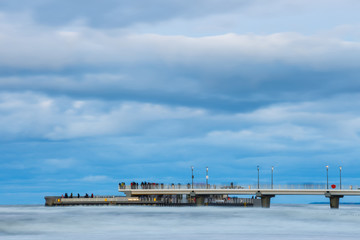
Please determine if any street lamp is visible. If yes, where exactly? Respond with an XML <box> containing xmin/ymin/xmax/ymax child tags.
<box><xmin>339</xmin><ymin>166</ymin><xmax>342</xmax><ymax>190</ymax></box>
<box><xmin>191</xmin><ymin>166</ymin><xmax>194</xmax><ymax>189</ymax></box>
<box><xmin>257</xmin><ymin>165</ymin><xmax>260</xmax><ymax>189</ymax></box>
<box><xmin>206</xmin><ymin>167</ymin><xmax>209</xmax><ymax>189</ymax></box>
<box><xmin>326</xmin><ymin>165</ymin><xmax>329</xmax><ymax>189</ymax></box>
<box><xmin>271</xmin><ymin>166</ymin><xmax>274</xmax><ymax>189</ymax></box>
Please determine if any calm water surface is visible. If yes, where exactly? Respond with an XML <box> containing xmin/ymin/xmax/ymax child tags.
<box><xmin>1</xmin><ymin>204</ymin><xmax>360</xmax><ymax>239</ymax></box>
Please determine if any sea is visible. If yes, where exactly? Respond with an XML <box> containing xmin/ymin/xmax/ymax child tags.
<box><xmin>1</xmin><ymin>204</ymin><xmax>360</xmax><ymax>240</ymax></box>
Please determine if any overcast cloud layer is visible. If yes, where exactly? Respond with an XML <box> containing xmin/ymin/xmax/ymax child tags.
<box><xmin>1</xmin><ymin>0</ymin><xmax>360</xmax><ymax>204</ymax></box>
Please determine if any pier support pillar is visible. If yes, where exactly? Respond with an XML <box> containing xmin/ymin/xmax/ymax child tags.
<box><xmin>196</xmin><ymin>196</ymin><xmax>205</xmax><ymax>206</ymax></box>
<box><xmin>188</xmin><ymin>191</ymin><xmax>196</xmax><ymax>204</ymax></box>
<box><xmin>256</xmin><ymin>192</ymin><xmax>275</xmax><ymax>208</ymax></box>
<box><xmin>325</xmin><ymin>192</ymin><xmax>343</xmax><ymax>209</ymax></box>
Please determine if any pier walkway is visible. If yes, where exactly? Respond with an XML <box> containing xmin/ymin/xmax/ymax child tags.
<box><xmin>120</xmin><ymin>184</ymin><xmax>360</xmax><ymax>208</ymax></box>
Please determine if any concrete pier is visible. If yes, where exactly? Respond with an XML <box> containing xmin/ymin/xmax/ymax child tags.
<box><xmin>255</xmin><ymin>192</ymin><xmax>275</xmax><ymax>208</ymax></box>
<box><xmin>325</xmin><ymin>192</ymin><xmax>344</xmax><ymax>209</ymax></box>
<box><xmin>45</xmin><ymin>184</ymin><xmax>360</xmax><ymax>208</ymax></box>
<box><xmin>121</xmin><ymin>187</ymin><xmax>360</xmax><ymax>209</ymax></box>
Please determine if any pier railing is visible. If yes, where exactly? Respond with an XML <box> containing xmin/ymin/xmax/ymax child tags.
<box><xmin>119</xmin><ymin>183</ymin><xmax>359</xmax><ymax>190</ymax></box>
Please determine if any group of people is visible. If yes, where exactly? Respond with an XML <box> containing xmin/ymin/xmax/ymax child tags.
<box><xmin>140</xmin><ymin>182</ymin><xmax>162</xmax><ymax>189</ymax></box>
<box><xmin>120</xmin><ymin>181</ymin><xmax>202</xmax><ymax>189</ymax></box>
<box><xmin>62</xmin><ymin>193</ymin><xmax>94</xmax><ymax>198</ymax></box>
<box><xmin>119</xmin><ymin>181</ymin><xmax>166</xmax><ymax>189</ymax></box>
<box><xmin>119</xmin><ymin>182</ymin><xmax>126</xmax><ymax>189</ymax></box>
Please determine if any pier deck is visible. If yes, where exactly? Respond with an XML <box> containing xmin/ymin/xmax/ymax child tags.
<box><xmin>122</xmin><ymin>188</ymin><xmax>360</xmax><ymax>196</ymax></box>
<box><xmin>120</xmin><ymin>185</ymin><xmax>360</xmax><ymax>208</ymax></box>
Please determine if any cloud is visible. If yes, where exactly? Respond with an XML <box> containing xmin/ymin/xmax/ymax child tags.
<box><xmin>1</xmin><ymin>0</ymin><xmax>359</xmax><ymax>31</ymax></box>
<box><xmin>0</xmin><ymin>92</ymin><xmax>208</xmax><ymax>140</ymax></box>
<box><xmin>1</xmin><ymin>18</ymin><xmax>360</xmax><ymax>70</ymax></box>
<box><xmin>43</xmin><ymin>158</ymin><xmax>75</xmax><ymax>169</ymax></box>
<box><xmin>1</xmin><ymin>13</ymin><xmax>360</xmax><ymax>112</ymax></box>
<box><xmin>1</xmin><ymin>91</ymin><xmax>360</xmax><ymax>156</ymax></box>
<box><xmin>81</xmin><ymin>175</ymin><xmax>111</xmax><ymax>182</ymax></box>
<box><xmin>0</xmin><ymin>0</ymin><xmax>251</xmax><ymax>28</ymax></box>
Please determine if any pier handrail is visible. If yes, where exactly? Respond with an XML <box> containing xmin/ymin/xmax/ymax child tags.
<box><xmin>119</xmin><ymin>183</ymin><xmax>359</xmax><ymax>191</ymax></box>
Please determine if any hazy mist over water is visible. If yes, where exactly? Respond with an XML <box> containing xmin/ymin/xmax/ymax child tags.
<box><xmin>1</xmin><ymin>205</ymin><xmax>360</xmax><ymax>239</ymax></box>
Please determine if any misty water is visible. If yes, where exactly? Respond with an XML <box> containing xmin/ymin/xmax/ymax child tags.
<box><xmin>1</xmin><ymin>205</ymin><xmax>360</xmax><ymax>239</ymax></box>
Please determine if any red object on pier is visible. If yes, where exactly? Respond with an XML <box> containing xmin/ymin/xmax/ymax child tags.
<box><xmin>331</xmin><ymin>184</ymin><xmax>336</xmax><ymax>189</ymax></box>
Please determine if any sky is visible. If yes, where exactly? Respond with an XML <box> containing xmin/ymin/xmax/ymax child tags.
<box><xmin>1</xmin><ymin>0</ymin><xmax>360</xmax><ymax>204</ymax></box>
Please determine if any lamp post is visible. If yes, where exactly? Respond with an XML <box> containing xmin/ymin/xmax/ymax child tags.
<box><xmin>326</xmin><ymin>165</ymin><xmax>329</xmax><ymax>189</ymax></box>
<box><xmin>271</xmin><ymin>166</ymin><xmax>274</xmax><ymax>189</ymax></box>
<box><xmin>191</xmin><ymin>166</ymin><xmax>194</xmax><ymax>189</ymax></box>
<box><xmin>339</xmin><ymin>166</ymin><xmax>342</xmax><ymax>190</ymax></box>
<box><xmin>257</xmin><ymin>165</ymin><xmax>260</xmax><ymax>189</ymax></box>
<box><xmin>206</xmin><ymin>167</ymin><xmax>209</xmax><ymax>189</ymax></box>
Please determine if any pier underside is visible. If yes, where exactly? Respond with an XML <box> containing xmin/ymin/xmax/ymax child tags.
<box><xmin>45</xmin><ymin>195</ymin><xmax>260</xmax><ymax>207</ymax></box>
